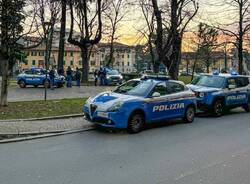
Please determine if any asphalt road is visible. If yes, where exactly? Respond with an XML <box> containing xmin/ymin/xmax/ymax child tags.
<box><xmin>0</xmin><ymin>110</ymin><xmax>250</xmax><ymax>184</ymax></box>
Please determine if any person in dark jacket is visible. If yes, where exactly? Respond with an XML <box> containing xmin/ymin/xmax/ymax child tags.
<box><xmin>94</xmin><ymin>69</ymin><xmax>98</xmax><ymax>86</ymax></box>
<box><xmin>66</xmin><ymin>66</ymin><xmax>73</xmax><ymax>88</ymax></box>
<box><xmin>49</xmin><ymin>68</ymin><xmax>55</xmax><ymax>90</ymax></box>
<box><xmin>98</xmin><ymin>67</ymin><xmax>105</xmax><ymax>86</ymax></box>
<box><xmin>75</xmin><ymin>67</ymin><xmax>81</xmax><ymax>87</ymax></box>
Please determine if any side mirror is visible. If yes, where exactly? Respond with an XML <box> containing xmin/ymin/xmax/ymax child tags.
<box><xmin>152</xmin><ymin>92</ymin><xmax>161</xmax><ymax>98</ymax></box>
<box><xmin>228</xmin><ymin>84</ymin><xmax>236</xmax><ymax>90</ymax></box>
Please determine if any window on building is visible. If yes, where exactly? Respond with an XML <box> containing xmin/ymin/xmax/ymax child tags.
<box><xmin>64</xmin><ymin>52</ymin><xmax>67</xmax><ymax>57</ymax></box>
<box><xmin>102</xmin><ymin>54</ymin><xmax>105</xmax><ymax>58</ymax></box>
<box><xmin>26</xmin><ymin>52</ymin><xmax>30</xmax><ymax>56</ymax></box>
<box><xmin>79</xmin><ymin>61</ymin><xmax>81</xmax><ymax>65</ymax></box>
<box><xmin>31</xmin><ymin>51</ymin><xmax>37</xmax><ymax>56</ymax></box>
<box><xmin>128</xmin><ymin>54</ymin><xmax>130</xmax><ymax>58</ymax></box>
<box><xmin>70</xmin><ymin>52</ymin><xmax>74</xmax><ymax>57</ymax></box>
<box><xmin>91</xmin><ymin>53</ymin><xmax>95</xmax><ymax>57</ymax></box>
<box><xmin>127</xmin><ymin>62</ymin><xmax>130</xmax><ymax>66</ymax></box>
<box><xmin>91</xmin><ymin>61</ymin><xmax>96</xmax><ymax>66</ymax></box>
<box><xmin>39</xmin><ymin>51</ymin><xmax>44</xmax><ymax>56</ymax></box>
<box><xmin>70</xmin><ymin>61</ymin><xmax>74</xmax><ymax>66</ymax></box>
<box><xmin>122</xmin><ymin>54</ymin><xmax>124</xmax><ymax>58</ymax></box>
<box><xmin>32</xmin><ymin>60</ymin><xmax>36</xmax><ymax>65</ymax></box>
<box><xmin>63</xmin><ymin>60</ymin><xmax>66</xmax><ymax>65</ymax></box>
<box><xmin>122</xmin><ymin>62</ymin><xmax>124</xmax><ymax>66</ymax></box>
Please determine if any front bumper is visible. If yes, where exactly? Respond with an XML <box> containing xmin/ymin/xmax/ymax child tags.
<box><xmin>83</xmin><ymin>106</ymin><xmax>128</xmax><ymax>129</ymax></box>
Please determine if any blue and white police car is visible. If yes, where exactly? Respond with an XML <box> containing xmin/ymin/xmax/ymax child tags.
<box><xmin>17</xmin><ymin>68</ymin><xmax>65</xmax><ymax>88</ymax></box>
<box><xmin>83</xmin><ymin>76</ymin><xmax>196</xmax><ymax>133</ymax></box>
<box><xmin>187</xmin><ymin>72</ymin><xmax>250</xmax><ymax>116</ymax></box>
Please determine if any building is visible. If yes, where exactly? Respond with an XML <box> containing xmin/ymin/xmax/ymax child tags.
<box><xmin>20</xmin><ymin>41</ymin><xmax>136</xmax><ymax>73</ymax></box>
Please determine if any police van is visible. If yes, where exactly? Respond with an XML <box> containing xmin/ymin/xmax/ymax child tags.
<box><xmin>83</xmin><ymin>76</ymin><xmax>196</xmax><ymax>133</ymax></box>
<box><xmin>187</xmin><ymin>72</ymin><xmax>250</xmax><ymax>117</ymax></box>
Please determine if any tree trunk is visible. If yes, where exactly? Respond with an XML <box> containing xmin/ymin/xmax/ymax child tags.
<box><xmin>167</xmin><ymin>35</ymin><xmax>182</xmax><ymax>80</ymax></box>
<box><xmin>238</xmin><ymin>2</ymin><xmax>243</xmax><ymax>74</ymax></box>
<box><xmin>107</xmin><ymin>36</ymin><xmax>114</xmax><ymax>67</ymax></box>
<box><xmin>0</xmin><ymin>59</ymin><xmax>9</xmax><ymax>106</ymax></box>
<box><xmin>58</xmin><ymin>0</ymin><xmax>67</xmax><ymax>72</ymax></box>
<box><xmin>81</xmin><ymin>47</ymin><xmax>89</xmax><ymax>83</ymax></box>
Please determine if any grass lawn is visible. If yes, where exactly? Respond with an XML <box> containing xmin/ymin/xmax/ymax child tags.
<box><xmin>178</xmin><ymin>76</ymin><xmax>193</xmax><ymax>84</ymax></box>
<box><xmin>0</xmin><ymin>98</ymin><xmax>87</xmax><ymax>120</ymax></box>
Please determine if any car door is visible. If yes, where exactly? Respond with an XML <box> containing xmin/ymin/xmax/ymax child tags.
<box><xmin>32</xmin><ymin>70</ymin><xmax>43</xmax><ymax>85</ymax></box>
<box><xmin>24</xmin><ymin>70</ymin><xmax>33</xmax><ymax>84</ymax></box>
<box><xmin>145</xmin><ymin>82</ymin><xmax>171</xmax><ymax>122</ymax></box>
<box><xmin>165</xmin><ymin>81</ymin><xmax>187</xmax><ymax>117</ymax></box>
<box><xmin>234</xmin><ymin>77</ymin><xmax>249</xmax><ymax>105</ymax></box>
<box><xmin>225</xmin><ymin>77</ymin><xmax>244</xmax><ymax>106</ymax></box>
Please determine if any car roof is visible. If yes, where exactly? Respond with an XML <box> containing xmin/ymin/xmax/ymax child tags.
<box><xmin>199</xmin><ymin>73</ymin><xmax>248</xmax><ymax>78</ymax></box>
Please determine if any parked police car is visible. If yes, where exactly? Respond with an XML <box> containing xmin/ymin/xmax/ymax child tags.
<box><xmin>17</xmin><ymin>68</ymin><xmax>65</xmax><ymax>88</ymax></box>
<box><xmin>187</xmin><ymin>72</ymin><xmax>250</xmax><ymax>116</ymax></box>
<box><xmin>84</xmin><ymin>76</ymin><xmax>196</xmax><ymax>133</ymax></box>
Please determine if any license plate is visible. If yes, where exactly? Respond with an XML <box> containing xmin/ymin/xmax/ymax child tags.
<box><xmin>97</xmin><ymin>112</ymin><xmax>109</xmax><ymax>118</ymax></box>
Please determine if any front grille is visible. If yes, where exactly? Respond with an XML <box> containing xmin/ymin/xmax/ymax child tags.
<box><xmin>90</xmin><ymin>104</ymin><xmax>97</xmax><ymax>115</ymax></box>
<box><xmin>110</xmin><ymin>77</ymin><xmax>120</xmax><ymax>80</ymax></box>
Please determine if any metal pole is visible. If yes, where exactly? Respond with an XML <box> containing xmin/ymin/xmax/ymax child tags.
<box><xmin>44</xmin><ymin>37</ymin><xmax>48</xmax><ymax>101</ymax></box>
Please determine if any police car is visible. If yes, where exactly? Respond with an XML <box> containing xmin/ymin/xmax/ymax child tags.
<box><xmin>187</xmin><ymin>71</ymin><xmax>250</xmax><ymax>117</ymax></box>
<box><xmin>17</xmin><ymin>68</ymin><xmax>65</xmax><ymax>88</ymax></box>
<box><xmin>83</xmin><ymin>76</ymin><xmax>196</xmax><ymax>133</ymax></box>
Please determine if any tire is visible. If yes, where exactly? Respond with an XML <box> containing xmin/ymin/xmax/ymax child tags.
<box><xmin>183</xmin><ymin>105</ymin><xmax>195</xmax><ymax>123</ymax></box>
<box><xmin>43</xmin><ymin>80</ymin><xmax>50</xmax><ymax>88</ymax></box>
<box><xmin>19</xmin><ymin>80</ymin><xmax>26</xmax><ymax>88</ymax></box>
<box><xmin>243</xmin><ymin>98</ymin><xmax>250</xmax><ymax>112</ymax></box>
<box><xmin>34</xmin><ymin>85</ymin><xmax>38</xmax><ymax>88</ymax></box>
<box><xmin>212</xmin><ymin>100</ymin><xmax>223</xmax><ymax>117</ymax></box>
<box><xmin>127</xmin><ymin>112</ymin><xmax>145</xmax><ymax>134</ymax></box>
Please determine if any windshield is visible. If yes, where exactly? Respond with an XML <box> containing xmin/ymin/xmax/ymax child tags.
<box><xmin>107</xmin><ymin>69</ymin><xmax>119</xmax><ymax>75</ymax></box>
<box><xmin>126</xmin><ymin>80</ymin><xmax>153</xmax><ymax>97</ymax></box>
<box><xmin>191</xmin><ymin>76</ymin><xmax>201</xmax><ymax>85</ymax></box>
<box><xmin>114</xmin><ymin>80</ymin><xmax>140</xmax><ymax>94</ymax></box>
<box><xmin>195</xmin><ymin>75</ymin><xmax>225</xmax><ymax>88</ymax></box>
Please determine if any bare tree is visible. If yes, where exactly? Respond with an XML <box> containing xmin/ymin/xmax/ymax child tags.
<box><xmin>68</xmin><ymin>0</ymin><xmax>102</xmax><ymax>82</ymax></box>
<box><xmin>151</xmin><ymin>0</ymin><xmax>199</xmax><ymax>79</ymax></box>
<box><xmin>218</xmin><ymin>0</ymin><xmax>250</xmax><ymax>74</ymax></box>
<box><xmin>0</xmin><ymin>0</ymin><xmax>43</xmax><ymax>106</ymax></box>
<box><xmin>104</xmin><ymin>0</ymin><xmax>128</xmax><ymax>67</ymax></box>
<box><xmin>137</xmin><ymin>0</ymin><xmax>158</xmax><ymax>72</ymax></box>
<box><xmin>57</xmin><ymin>0</ymin><xmax>67</xmax><ymax>74</ymax></box>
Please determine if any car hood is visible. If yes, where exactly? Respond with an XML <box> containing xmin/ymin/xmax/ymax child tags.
<box><xmin>187</xmin><ymin>84</ymin><xmax>220</xmax><ymax>93</ymax></box>
<box><xmin>87</xmin><ymin>91</ymin><xmax>142</xmax><ymax>110</ymax></box>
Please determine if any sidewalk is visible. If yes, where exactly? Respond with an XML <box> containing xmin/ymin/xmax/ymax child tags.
<box><xmin>0</xmin><ymin>117</ymin><xmax>93</xmax><ymax>135</ymax></box>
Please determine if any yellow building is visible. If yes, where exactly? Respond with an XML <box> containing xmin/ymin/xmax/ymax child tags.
<box><xmin>21</xmin><ymin>42</ymin><xmax>136</xmax><ymax>73</ymax></box>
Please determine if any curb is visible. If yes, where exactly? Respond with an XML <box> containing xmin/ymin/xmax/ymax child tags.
<box><xmin>0</xmin><ymin>124</ymin><xmax>95</xmax><ymax>144</ymax></box>
<box><xmin>0</xmin><ymin>114</ymin><xmax>84</xmax><ymax>122</ymax></box>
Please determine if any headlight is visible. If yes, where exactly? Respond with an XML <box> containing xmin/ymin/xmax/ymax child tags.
<box><xmin>120</xmin><ymin>75</ymin><xmax>123</xmax><ymax>80</ymax></box>
<box><xmin>108</xmin><ymin>101</ymin><xmax>124</xmax><ymax>112</ymax></box>
<box><xmin>106</xmin><ymin>76</ymin><xmax>111</xmax><ymax>79</ymax></box>
<box><xmin>86</xmin><ymin>97</ymin><xmax>92</xmax><ymax>104</ymax></box>
<box><xmin>199</xmin><ymin>92</ymin><xmax>205</xmax><ymax>98</ymax></box>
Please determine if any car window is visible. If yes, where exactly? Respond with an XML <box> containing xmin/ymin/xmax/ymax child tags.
<box><xmin>151</xmin><ymin>82</ymin><xmax>167</xmax><ymax>96</ymax></box>
<box><xmin>33</xmin><ymin>70</ymin><xmax>41</xmax><ymax>75</ymax></box>
<box><xmin>114</xmin><ymin>80</ymin><xmax>140</xmax><ymax>94</ymax></box>
<box><xmin>236</xmin><ymin>77</ymin><xmax>249</xmax><ymax>88</ymax></box>
<box><xmin>227</xmin><ymin>78</ymin><xmax>236</xmax><ymax>87</ymax></box>
<box><xmin>25</xmin><ymin>70</ymin><xmax>32</xmax><ymax>75</ymax></box>
<box><xmin>167</xmin><ymin>82</ymin><xmax>185</xmax><ymax>94</ymax></box>
<box><xmin>126</xmin><ymin>80</ymin><xmax>153</xmax><ymax>97</ymax></box>
<box><xmin>195</xmin><ymin>75</ymin><xmax>225</xmax><ymax>88</ymax></box>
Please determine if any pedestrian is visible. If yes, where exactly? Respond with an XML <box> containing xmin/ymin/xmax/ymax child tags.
<box><xmin>49</xmin><ymin>67</ymin><xmax>55</xmax><ymax>90</ymax></box>
<box><xmin>66</xmin><ymin>66</ymin><xmax>73</xmax><ymax>88</ymax></box>
<box><xmin>98</xmin><ymin>67</ymin><xmax>105</xmax><ymax>86</ymax></box>
<box><xmin>94</xmin><ymin>69</ymin><xmax>98</xmax><ymax>86</ymax></box>
<box><xmin>75</xmin><ymin>67</ymin><xmax>81</xmax><ymax>87</ymax></box>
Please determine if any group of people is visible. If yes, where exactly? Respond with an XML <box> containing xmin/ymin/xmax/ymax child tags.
<box><xmin>48</xmin><ymin>66</ymin><xmax>82</xmax><ymax>89</ymax></box>
<box><xmin>94</xmin><ymin>67</ymin><xmax>107</xmax><ymax>86</ymax></box>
